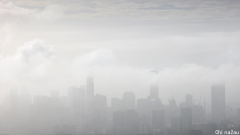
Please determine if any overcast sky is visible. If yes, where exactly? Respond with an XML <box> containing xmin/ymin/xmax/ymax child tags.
<box><xmin>1</xmin><ymin>0</ymin><xmax>240</xmax><ymax>111</ymax></box>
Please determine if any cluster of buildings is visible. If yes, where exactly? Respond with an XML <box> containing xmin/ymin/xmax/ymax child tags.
<box><xmin>0</xmin><ymin>77</ymin><xmax>240</xmax><ymax>135</ymax></box>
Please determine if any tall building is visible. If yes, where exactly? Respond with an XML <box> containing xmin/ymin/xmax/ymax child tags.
<box><xmin>137</xmin><ymin>98</ymin><xmax>151</xmax><ymax>115</ymax></box>
<box><xmin>125</xmin><ymin>109</ymin><xmax>139</xmax><ymax>133</ymax></box>
<box><xmin>150</xmin><ymin>98</ymin><xmax>163</xmax><ymax>110</ymax></box>
<box><xmin>140</xmin><ymin>122</ymin><xmax>151</xmax><ymax>134</ymax></box>
<box><xmin>191</xmin><ymin>104</ymin><xmax>205</xmax><ymax>124</ymax></box>
<box><xmin>93</xmin><ymin>94</ymin><xmax>108</xmax><ymax>133</ymax></box>
<box><xmin>111</xmin><ymin>98</ymin><xmax>124</xmax><ymax>111</ymax></box>
<box><xmin>112</xmin><ymin>111</ymin><xmax>125</xmax><ymax>131</ymax></box>
<box><xmin>122</xmin><ymin>92</ymin><xmax>135</xmax><ymax>110</ymax></box>
<box><xmin>86</xmin><ymin>76</ymin><xmax>95</xmax><ymax>133</ymax></box>
<box><xmin>112</xmin><ymin>110</ymin><xmax>139</xmax><ymax>134</ymax></box>
<box><xmin>171</xmin><ymin>117</ymin><xmax>181</xmax><ymax>133</ymax></box>
<box><xmin>32</xmin><ymin>95</ymin><xmax>57</xmax><ymax>129</ymax></box>
<box><xmin>168</xmin><ymin>98</ymin><xmax>179</xmax><ymax>119</ymax></box>
<box><xmin>179</xmin><ymin>94</ymin><xmax>205</xmax><ymax>124</ymax></box>
<box><xmin>237</xmin><ymin>108</ymin><xmax>240</xmax><ymax>122</ymax></box>
<box><xmin>86</xmin><ymin>76</ymin><xmax>94</xmax><ymax>113</ymax></box>
<box><xmin>151</xmin><ymin>110</ymin><xmax>165</xmax><ymax>131</ymax></box>
<box><xmin>68</xmin><ymin>86</ymin><xmax>85</xmax><ymax>125</ymax></box>
<box><xmin>211</xmin><ymin>84</ymin><xmax>226</xmax><ymax>123</ymax></box>
<box><xmin>180</xmin><ymin>108</ymin><xmax>192</xmax><ymax>132</ymax></box>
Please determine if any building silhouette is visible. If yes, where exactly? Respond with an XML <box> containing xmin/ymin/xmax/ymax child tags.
<box><xmin>68</xmin><ymin>86</ymin><xmax>85</xmax><ymax>126</ymax></box>
<box><xmin>151</xmin><ymin>110</ymin><xmax>165</xmax><ymax>131</ymax></box>
<box><xmin>93</xmin><ymin>94</ymin><xmax>107</xmax><ymax>133</ymax></box>
<box><xmin>211</xmin><ymin>84</ymin><xmax>226</xmax><ymax>123</ymax></box>
<box><xmin>180</xmin><ymin>108</ymin><xmax>192</xmax><ymax>132</ymax></box>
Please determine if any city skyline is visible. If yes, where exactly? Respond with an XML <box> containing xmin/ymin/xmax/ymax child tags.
<box><xmin>0</xmin><ymin>1</ymin><xmax>240</xmax><ymax>109</ymax></box>
<box><xmin>0</xmin><ymin>76</ymin><xmax>237</xmax><ymax>135</ymax></box>
<box><xmin>1</xmin><ymin>0</ymin><xmax>240</xmax><ymax>135</ymax></box>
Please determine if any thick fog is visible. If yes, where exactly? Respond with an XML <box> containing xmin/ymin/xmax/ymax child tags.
<box><xmin>1</xmin><ymin>1</ymin><xmax>240</xmax><ymax>107</ymax></box>
<box><xmin>0</xmin><ymin>1</ymin><xmax>240</xmax><ymax>135</ymax></box>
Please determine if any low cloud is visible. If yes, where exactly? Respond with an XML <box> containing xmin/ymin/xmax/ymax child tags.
<box><xmin>0</xmin><ymin>2</ymin><xmax>67</xmax><ymax>51</ymax></box>
<box><xmin>0</xmin><ymin>2</ymin><xmax>32</xmax><ymax>18</ymax></box>
<box><xmin>0</xmin><ymin>39</ymin><xmax>240</xmax><ymax>110</ymax></box>
<box><xmin>0</xmin><ymin>2</ymin><xmax>67</xmax><ymax>21</ymax></box>
<box><xmin>36</xmin><ymin>4</ymin><xmax>67</xmax><ymax>21</ymax></box>
<box><xmin>0</xmin><ymin>39</ymin><xmax>54</xmax><ymax>84</ymax></box>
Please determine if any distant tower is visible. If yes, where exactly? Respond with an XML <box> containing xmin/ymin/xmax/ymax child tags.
<box><xmin>87</xmin><ymin>76</ymin><xmax>94</xmax><ymax>97</ymax></box>
<box><xmin>68</xmin><ymin>86</ymin><xmax>85</xmax><ymax>125</ymax></box>
<box><xmin>112</xmin><ymin>111</ymin><xmax>125</xmax><ymax>132</ymax></box>
<box><xmin>180</xmin><ymin>108</ymin><xmax>192</xmax><ymax>132</ymax></box>
<box><xmin>151</xmin><ymin>110</ymin><xmax>165</xmax><ymax>130</ymax></box>
<box><xmin>211</xmin><ymin>84</ymin><xmax>226</xmax><ymax>123</ymax></box>
<box><xmin>125</xmin><ymin>109</ymin><xmax>139</xmax><ymax>133</ymax></box>
<box><xmin>111</xmin><ymin>98</ymin><xmax>123</xmax><ymax>111</ymax></box>
<box><xmin>86</xmin><ymin>76</ymin><xmax>95</xmax><ymax>133</ymax></box>
<box><xmin>93</xmin><ymin>94</ymin><xmax>107</xmax><ymax>133</ymax></box>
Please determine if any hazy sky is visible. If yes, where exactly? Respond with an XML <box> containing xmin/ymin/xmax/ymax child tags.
<box><xmin>1</xmin><ymin>0</ymin><xmax>240</xmax><ymax>110</ymax></box>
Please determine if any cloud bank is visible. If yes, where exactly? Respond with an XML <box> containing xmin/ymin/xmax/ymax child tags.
<box><xmin>0</xmin><ymin>39</ymin><xmax>240</xmax><ymax>111</ymax></box>
<box><xmin>0</xmin><ymin>1</ymin><xmax>240</xmax><ymax>112</ymax></box>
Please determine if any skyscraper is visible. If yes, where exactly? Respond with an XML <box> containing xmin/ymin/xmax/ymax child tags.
<box><xmin>111</xmin><ymin>98</ymin><xmax>124</xmax><ymax>111</ymax></box>
<box><xmin>180</xmin><ymin>108</ymin><xmax>192</xmax><ymax>132</ymax></box>
<box><xmin>168</xmin><ymin>98</ymin><xmax>179</xmax><ymax>119</ymax></box>
<box><xmin>237</xmin><ymin>108</ymin><xmax>240</xmax><ymax>122</ymax></box>
<box><xmin>86</xmin><ymin>76</ymin><xmax>95</xmax><ymax>133</ymax></box>
<box><xmin>68</xmin><ymin>86</ymin><xmax>85</xmax><ymax>125</ymax></box>
<box><xmin>211</xmin><ymin>84</ymin><xmax>226</xmax><ymax>123</ymax></box>
<box><xmin>93</xmin><ymin>94</ymin><xmax>108</xmax><ymax>133</ymax></box>
<box><xmin>125</xmin><ymin>109</ymin><xmax>139</xmax><ymax>133</ymax></box>
<box><xmin>151</xmin><ymin>110</ymin><xmax>165</xmax><ymax>131</ymax></box>
<box><xmin>137</xmin><ymin>98</ymin><xmax>151</xmax><ymax>116</ymax></box>
<box><xmin>171</xmin><ymin>117</ymin><xmax>181</xmax><ymax>133</ymax></box>
<box><xmin>112</xmin><ymin>111</ymin><xmax>125</xmax><ymax>132</ymax></box>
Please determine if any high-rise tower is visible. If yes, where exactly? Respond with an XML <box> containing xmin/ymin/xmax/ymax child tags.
<box><xmin>211</xmin><ymin>84</ymin><xmax>226</xmax><ymax>123</ymax></box>
<box><xmin>86</xmin><ymin>76</ymin><xmax>95</xmax><ymax>133</ymax></box>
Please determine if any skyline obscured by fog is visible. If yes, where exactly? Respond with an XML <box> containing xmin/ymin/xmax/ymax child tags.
<box><xmin>0</xmin><ymin>0</ymin><xmax>240</xmax><ymax>112</ymax></box>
